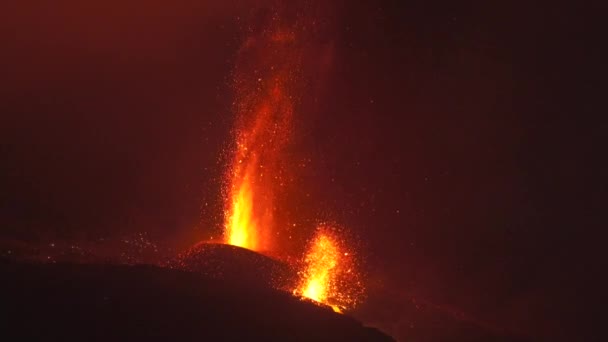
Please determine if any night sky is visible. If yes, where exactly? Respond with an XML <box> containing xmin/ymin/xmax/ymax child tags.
<box><xmin>1</xmin><ymin>1</ymin><xmax>604</xmax><ymax>340</ymax></box>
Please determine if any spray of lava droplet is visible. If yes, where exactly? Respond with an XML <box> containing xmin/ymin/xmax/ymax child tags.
<box><xmin>295</xmin><ymin>226</ymin><xmax>365</xmax><ymax>313</ymax></box>
<box><xmin>223</xmin><ymin>21</ymin><xmax>301</xmax><ymax>252</ymax></box>
<box><xmin>218</xmin><ymin>5</ymin><xmax>366</xmax><ymax>312</ymax></box>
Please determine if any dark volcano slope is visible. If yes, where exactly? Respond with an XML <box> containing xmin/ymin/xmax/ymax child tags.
<box><xmin>172</xmin><ymin>242</ymin><xmax>296</xmax><ymax>290</ymax></box>
<box><xmin>0</xmin><ymin>260</ymin><xmax>392</xmax><ymax>341</ymax></box>
<box><xmin>353</xmin><ymin>289</ymin><xmax>530</xmax><ymax>342</ymax></box>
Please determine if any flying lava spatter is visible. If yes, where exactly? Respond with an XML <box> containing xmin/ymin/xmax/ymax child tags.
<box><xmin>224</xmin><ymin>19</ymin><xmax>300</xmax><ymax>252</ymax></box>
<box><xmin>220</xmin><ymin>5</ymin><xmax>365</xmax><ymax>312</ymax></box>
<box><xmin>295</xmin><ymin>226</ymin><xmax>365</xmax><ymax>313</ymax></box>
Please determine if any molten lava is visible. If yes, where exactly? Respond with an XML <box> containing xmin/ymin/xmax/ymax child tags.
<box><xmin>295</xmin><ymin>226</ymin><xmax>364</xmax><ymax>313</ymax></box>
<box><xmin>218</xmin><ymin>5</ymin><xmax>365</xmax><ymax>312</ymax></box>
<box><xmin>223</xmin><ymin>25</ymin><xmax>299</xmax><ymax>252</ymax></box>
<box><xmin>300</xmin><ymin>233</ymin><xmax>339</xmax><ymax>304</ymax></box>
<box><xmin>226</xmin><ymin>171</ymin><xmax>258</xmax><ymax>249</ymax></box>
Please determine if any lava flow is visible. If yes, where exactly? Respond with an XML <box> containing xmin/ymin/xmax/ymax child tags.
<box><xmin>295</xmin><ymin>226</ymin><xmax>364</xmax><ymax>313</ymax></box>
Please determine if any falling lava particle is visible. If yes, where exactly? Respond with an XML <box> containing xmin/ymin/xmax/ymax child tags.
<box><xmin>295</xmin><ymin>226</ymin><xmax>365</xmax><ymax>313</ymax></box>
<box><xmin>223</xmin><ymin>17</ymin><xmax>302</xmax><ymax>253</ymax></box>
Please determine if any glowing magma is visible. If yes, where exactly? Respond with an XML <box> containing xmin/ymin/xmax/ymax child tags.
<box><xmin>296</xmin><ymin>227</ymin><xmax>364</xmax><ymax>313</ymax></box>
<box><xmin>301</xmin><ymin>234</ymin><xmax>339</xmax><ymax>303</ymax></box>
<box><xmin>221</xmin><ymin>7</ymin><xmax>365</xmax><ymax>312</ymax></box>
<box><xmin>226</xmin><ymin>173</ymin><xmax>256</xmax><ymax>248</ymax></box>
<box><xmin>224</xmin><ymin>25</ymin><xmax>298</xmax><ymax>251</ymax></box>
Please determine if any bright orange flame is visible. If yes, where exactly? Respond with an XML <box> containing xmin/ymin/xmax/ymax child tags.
<box><xmin>295</xmin><ymin>227</ymin><xmax>364</xmax><ymax>313</ymax></box>
<box><xmin>226</xmin><ymin>173</ymin><xmax>257</xmax><ymax>248</ymax></box>
<box><xmin>217</xmin><ymin>7</ymin><xmax>365</xmax><ymax>311</ymax></box>
<box><xmin>223</xmin><ymin>26</ymin><xmax>298</xmax><ymax>252</ymax></box>
<box><xmin>301</xmin><ymin>234</ymin><xmax>339</xmax><ymax>303</ymax></box>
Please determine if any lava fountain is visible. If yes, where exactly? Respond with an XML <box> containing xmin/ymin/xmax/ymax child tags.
<box><xmin>219</xmin><ymin>4</ymin><xmax>365</xmax><ymax>313</ymax></box>
<box><xmin>224</xmin><ymin>18</ymin><xmax>302</xmax><ymax>252</ymax></box>
<box><xmin>295</xmin><ymin>226</ymin><xmax>365</xmax><ymax>313</ymax></box>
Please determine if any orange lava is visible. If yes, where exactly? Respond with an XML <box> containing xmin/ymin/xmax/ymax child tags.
<box><xmin>224</xmin><ymin>24</ymin><xmax>300</xmax><ymax>252</ymax></box>
<box><xmin>219</xmin><ymin>6</ymin><xmax>365</xmax><ymax>311</ymax></box>
<box><xmin>295</xmin><ymin>226</ymin><xmax>364</xmax><ymax>313</ymax></box>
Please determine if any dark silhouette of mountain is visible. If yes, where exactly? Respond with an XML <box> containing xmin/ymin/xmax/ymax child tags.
<box><xmin>353</xmin><ymin>288</ymin><xmax>530</xmax><ymax>342</ymax></box>
<box><xmin>0</xmin><ymin>257</ymin><xmax>392</xmax><ymax>341</ymax></box>
<box><xmin>170</xmin><ymin>244</ymin><xmax>529</xmax><ymax>341</ymax></box>
<box><xmin>171</xmin><ymin>242</ymin><xmax>297</xmax><ymax>290</ymax></box>
<box><xmin>0</xmin><ymin>241</ymin><xmax>535</xmax><ymax>341</ymax></box>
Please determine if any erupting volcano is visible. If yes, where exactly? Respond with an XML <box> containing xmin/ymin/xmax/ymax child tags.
<box><xmin>295</xmin><ymin>226</ymin><xmax>364</xmax><ymax>313</ymax></box>
<box><xmin>219</xmin><ymin>7</ymin><xmax>364</xmax><ymax>312</ymax></box>
<box><xmin>223</xmin><ymin>24</ymin><xmax>298</xmax><ymax>253</ymax></box>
